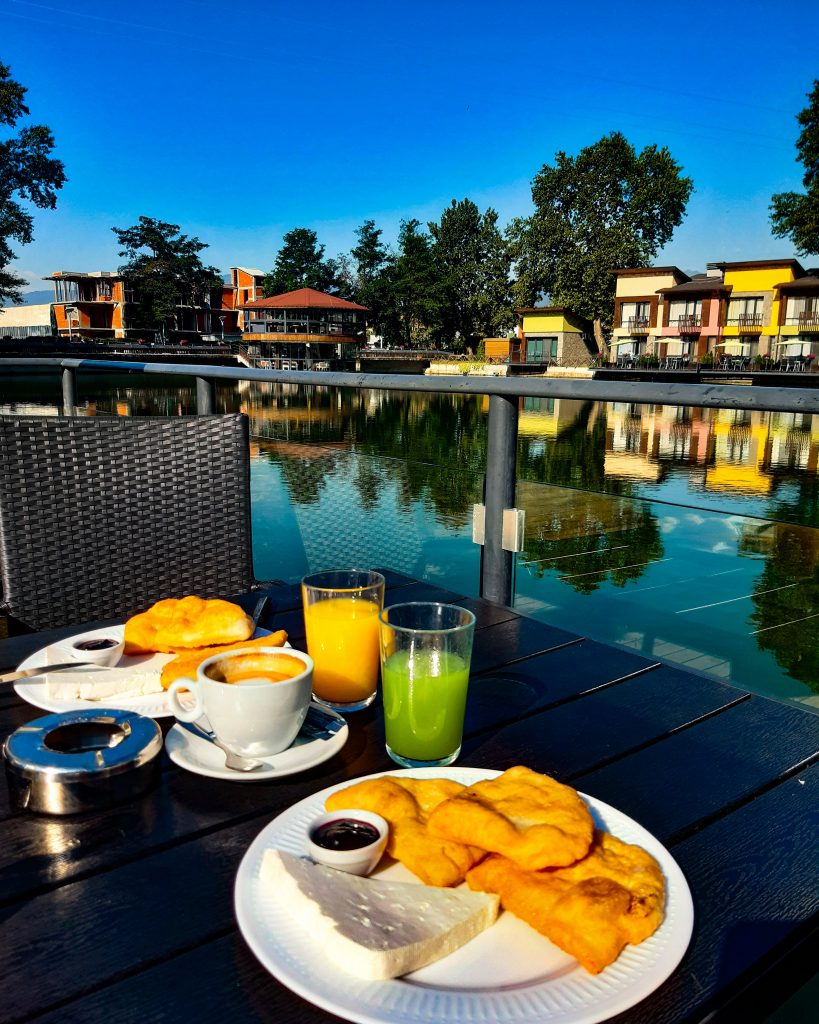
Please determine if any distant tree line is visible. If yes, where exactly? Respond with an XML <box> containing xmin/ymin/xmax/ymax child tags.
<box><xmin>5</xmin><ymin>51</ymin><xmax>817</xmax><ymax>352</ymax></box>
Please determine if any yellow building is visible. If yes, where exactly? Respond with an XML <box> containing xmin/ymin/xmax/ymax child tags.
<box><xmin>713</xmin><ymin>259</ymin><xmax>804</xmax><ymax>359</ymax></box>
<box><xmin>514</xmin><ymin>306</ymin><xmax>595</xmax><ymax>365</ymax></box>
<box><xmin>611</xmin><ymin>267</ymin><xmax>689</xmax><ymax>360</ymax></box>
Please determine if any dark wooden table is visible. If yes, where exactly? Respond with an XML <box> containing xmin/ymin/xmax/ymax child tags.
<box><xmin>1</xmin><ymin>570</ymin><xmax>817</xmax><ymax>1023</ymax></box>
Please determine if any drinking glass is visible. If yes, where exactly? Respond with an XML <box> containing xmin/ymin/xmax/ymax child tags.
<box><xmin>301</xmin><ymin>569</ymin><xmax>385</xmax><ymax>712</ymax></box>
<box><xmin>379</xmin><ymin>602</ymin><xmax>476</xmax><ymax>768</ymax></box>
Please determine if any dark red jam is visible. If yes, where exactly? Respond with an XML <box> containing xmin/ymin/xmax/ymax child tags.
<box><xmin>311</xmin><ymin>818</ymin><xmax>380</xmax><ymax>851</ymax></box>
<box><xmin>73</xmin><ymin>638</ymin><xmax>119</xmax><ymax>651</ymax></box>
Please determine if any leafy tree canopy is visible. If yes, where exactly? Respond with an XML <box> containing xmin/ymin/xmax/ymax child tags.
<box><xmin>112</xmin><ymin>216</ymin><xmax>222</xmax><ymax>336</ymax></box>
<box><xmin>0</xmin><ymin>60</ymin><xmax>66</xmax><ymax>307</ymax></box>
<box><xmin>341</xmin><ymin>219</ymin><xmax>396</xmax><ymax>337</ymax></box>
<box><xmin>380</xmin><ymin>219</ymin><xmax>446</xmax><ymax>348</ymax></box>
<box><xmin>429</xmin><ymin>198</ymin><xmax>512</xmax><ymax>352</ymax></box>
<box><xmin>263</xmin><ymin>227</ymin><xmax>338</xmax><ymax>296</ymax></box>
<box><xmin>508</xmin><ymin>132</ymin><xmax>693</xmax><ymax>352</ymax></box>
<box><xmin>770</xmin><ymin>79</ymin><xmax>819</xmax><ymax>257</ymax></box>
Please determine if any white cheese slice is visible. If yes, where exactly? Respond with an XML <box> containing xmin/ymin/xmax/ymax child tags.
<box><xmin>45</xmin><ymin>668</ymin><xmax>163</xmax><ymax>701</ymax></box>
<box><xmin>261</xmin><ymin>848</ymin><xmax>499</xmax><ymax>980</ymax></box>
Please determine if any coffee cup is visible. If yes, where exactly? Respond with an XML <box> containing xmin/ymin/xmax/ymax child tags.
<box><xmin>167</xmin><ymin>647</ymin><xmax>313</xmax><ymax>757</ymax></box>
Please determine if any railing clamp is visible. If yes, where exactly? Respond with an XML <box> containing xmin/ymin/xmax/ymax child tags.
<box><xmin>472</xmin><ymin>503</ymin><xmax>525</xmax><ymax>553</ymax></box>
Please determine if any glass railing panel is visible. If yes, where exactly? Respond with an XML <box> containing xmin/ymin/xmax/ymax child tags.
<box><xmin>512</xmin><ymin>397</ymin><xmax>819</xmax><ymax>713</ymax></box>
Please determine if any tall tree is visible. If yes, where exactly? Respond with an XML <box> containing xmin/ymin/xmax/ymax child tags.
<box><xmin>429</xmin><ymin>198</ymin><xmax>512</xmax><ymax>352</ymax></box>
<box><xmin>770</xmin><ymin>79</ymin><xmax>819</xmax><ymax>257</ymax></box>
<box><xmin>262</xmin><ymin>227</ymin><xmax>338</xmax><ymax>296</ymax></box>
<box><xmin>508</xmin><ymin>132</ymin><xmax>693</xmax><ymax>356</ymax></box>
<box><xmin>0</xmin><ymin>61</ymin><xmax>66</xmax><ymax>306</ymax></box>
<box><xmin>380</xmin><ymin>219</ymin><xmax>445</xmax><ymax>348</ymax></box>
<box><xmin>112</xmin><ymin>216</ymin><xmax>222</xmax><ymax>340</ymax></box>
<box><xmin>347</xmin><ymin>219</ymin><xmax>394</xmax><ymax>338</ymax></box>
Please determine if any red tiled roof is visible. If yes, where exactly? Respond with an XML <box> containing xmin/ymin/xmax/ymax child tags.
<box><xmin>241</xmin><ymin>287</ymin><xmax>368</xmax><ymax>311</ymax></box>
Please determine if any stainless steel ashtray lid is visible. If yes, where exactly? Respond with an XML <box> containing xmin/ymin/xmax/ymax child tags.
<box><xmin>3</xmin><ymin>708</ymin><xmax>163</xmax><ymax>814</ymax></box>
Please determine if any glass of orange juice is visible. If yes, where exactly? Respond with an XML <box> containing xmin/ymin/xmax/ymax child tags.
<box><xmin>301</xmin><ymin>569</ymin><xmax>385</xmax><ymax>711</ymax></box>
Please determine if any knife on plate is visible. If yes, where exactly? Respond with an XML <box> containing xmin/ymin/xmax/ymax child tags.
<box><xmin>0</xmin><ymin>662</ymin><xmax>122</xmax><ymax>685</ymax></box>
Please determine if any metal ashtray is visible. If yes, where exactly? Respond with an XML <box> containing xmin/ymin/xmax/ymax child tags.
<box><xmin>3</xmin><ymin>708</ymin><xmax>163</xmax><ymax>815</ymax></box>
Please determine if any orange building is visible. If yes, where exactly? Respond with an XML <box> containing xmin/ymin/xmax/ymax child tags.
<box><xmin>46</xmin><ymin>271</ymin><xmax>133</xmax><ymax>339</ymax></box>
<box><xmin>241</xmin><ymin>287</ymin><xmax>368</xmax><ymax>368</ymax></box>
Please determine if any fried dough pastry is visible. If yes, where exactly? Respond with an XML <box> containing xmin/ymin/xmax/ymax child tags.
<box><xmin>159</xmin><ymin>630</ymin><xmax>288</xmax><ymax>688</ymax></box>
<box><xmin>466</xmin><ymin>830</ymin><xmax>666</xmax><ymax>974</ymax></box>
<box><xmin>124</xmin><ymin>596</ymin><xmax>254</xmax><ymax>655</ymax></box>
<box><xmin>427</xmin><ymin>766</ymin><xmax>594</xmax><ymax>871</ymax></box>
<box><xmin>325</xmin><ymin>776</ymin><xmax>486</xmax><ymax>887</ymax></box>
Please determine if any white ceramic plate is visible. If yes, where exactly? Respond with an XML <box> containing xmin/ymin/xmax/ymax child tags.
<box><xmin>14</xmin><ymin>624</ymin><xmax>274</xmax><ymax>719</ymax></box>
<box><xmin>166</xmin><ymin>703</ymin><xmax>349</xmax><ymax>781</ymax></box>
<box><xmin>235</xmin><ymin>766</ymin><xmax>694</xmax><ymax>1024</ymax></box>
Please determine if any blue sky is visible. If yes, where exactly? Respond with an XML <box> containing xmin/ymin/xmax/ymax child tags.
<box><xmin>4</xmin><ymin>0</ymin><xmax>819</xmax><ymax>292</ymax></box>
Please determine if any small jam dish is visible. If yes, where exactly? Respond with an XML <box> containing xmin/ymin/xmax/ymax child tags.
<box><xmin>68</xmin><ymin>631</ymin><xmax>124</xmax><ymax>667</ymax></box>
<box><xmin>305</xmin><ymin>809</ymin><xmax>389</xmax><ymax>876</ymax></box>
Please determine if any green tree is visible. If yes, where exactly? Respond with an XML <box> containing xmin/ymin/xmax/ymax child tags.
<box><xmin>112</xmin><ymin>216</ymin><xmax>222</xmax><ymax>341</ymax></box>
<box><xmin>348</xmin><ymin>219</ymin><xmax>394</xmax><ymax>338</ymax></box>
<box><xmin>0</xmin><ymin>61</ymin><xmax>66</xmax><ymax>306</ymax></box>
<box><xmin>429</xmin><ymin>199</ymin><xmax>512</xmax><ymax>353</ymax></box>
<box><xmin>263</xmin><ymin>227</ymin><xmax>338</xmax><ymax>296</ymax></box>
<box><xmin>380</xmin><ymin>219</ymin><xmax>445</xmax><ymax>348</ymax></box>
<box><xmin>770</xmin><ymin>79</ymin><xmax>819</xmax><ymax>257</ymax></box>
<box><xmin>509</xmin><ymin>133</ymin><xmax>693</xmax><ymax>355</ymax></box>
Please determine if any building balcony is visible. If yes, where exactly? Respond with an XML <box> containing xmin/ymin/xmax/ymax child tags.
<box><xmin>731</xmin><ymin>314</ymin><xmax>763</xmax><ymax>331</ymax></box>
<box><xmin>626</xmin><ymin>316</ymin><xmax>650</xmax><ymax>334</ymax></box>
<box><xmin>796</xmin><ymin>312</ymin><xmax>819</xmax><ymax>331</ymax></box>
<box><xmin>675</xmin><ymin>315</ymin><xmax>702</xmax><ymax>332</ymax></box>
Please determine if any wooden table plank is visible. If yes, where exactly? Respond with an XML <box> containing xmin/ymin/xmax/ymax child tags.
<box><xmin>20</xmin><ymin>767</ymin><xmax>819</xmax><ymax>1024</ymax></box>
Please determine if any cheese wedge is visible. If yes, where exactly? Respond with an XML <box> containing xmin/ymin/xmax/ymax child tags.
<box><xmin>261</xmin><ymin>849</ymin><xmax>499</xmax><ymax>980</ymax></box>
<box><xmin>45</xmin><ymin>668</ymin><xmax>164</xmax><ymax>701</ymax></box>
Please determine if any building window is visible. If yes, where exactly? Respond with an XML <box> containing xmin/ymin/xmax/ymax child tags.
<box><xmin>727</xmin><ymin>296</ymin><xmax>763</xmax><ymax>326</ymax></box>
<box><xmin>669</xmin><ymin>299</ymin><xmax>702</xmax><ymax>326</ymax></box>
<box><xmin>620</xmin><ymin>301</ymin><xmax>650</xmax><ymax>329</ymax></box>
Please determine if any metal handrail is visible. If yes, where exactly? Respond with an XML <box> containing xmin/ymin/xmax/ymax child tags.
<box><xmin>6</xmin><ymin>356</ymin><xmax>819</xmax><ymax>605</ymax></box>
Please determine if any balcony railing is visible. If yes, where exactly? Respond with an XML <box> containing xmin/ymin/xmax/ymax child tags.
<box><xmin>796</xmin><ymin>312</ymin><xmax>819</xmax><ymax>331</ymax></box>
<box><xmin>626</xmin><ymin>316</ymin><xmax>650</xmax><ymax>334</ymax></box>
<box><xmin>675</xmin><ymin>315</ymin><xmax>702</xmax><ymax>332</ymax></box>
<box><xmin>735</xmin><ymin>314</ymin><xmax>763</xmax><ymax>330</ymax></box>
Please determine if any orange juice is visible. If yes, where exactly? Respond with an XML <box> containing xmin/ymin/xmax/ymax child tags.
<box><xmin>303</xmin><ymin>597</ymin><xmax>381</xmax><ymax>705</ymax></box>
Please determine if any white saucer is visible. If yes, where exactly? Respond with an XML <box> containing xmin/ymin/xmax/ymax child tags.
<box><xmin>165</xmin><ymin>703</ymin><xmax>349</xmax><ymax>781</ymax></box>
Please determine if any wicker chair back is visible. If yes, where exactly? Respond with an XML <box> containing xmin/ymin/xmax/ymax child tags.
<box><xmin>0</xmin><ymin>414</ymin><xmax>255</xmax><ymax>630</ymax></box>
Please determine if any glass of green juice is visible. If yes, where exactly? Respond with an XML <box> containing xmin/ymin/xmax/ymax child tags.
<box><xmin>378</xmin><ymin>602</ymin><xmax>476</xmax><ymax>768</ymax></box>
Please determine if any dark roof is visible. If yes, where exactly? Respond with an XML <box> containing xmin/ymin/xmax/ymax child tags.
<box><xmin>242</xmin><ymin>287</ymin><xmax>368</xmax><ymax>311</ymax></box>
<box><xmin>657</xmin><ymin>277</ymin><xmax>731</xmax><ymax>295</ymax></box>
<box><xmin>707</xmin><ymin>258</ymin><xmax>805</xmax><ymax>274</ymax></box>
<box><xmin>611</xmin><ymin>266</ymin><xmax>688</xmax><ymax>279</ymax></box>
<box><xmin>777</xmin><ymin>273</ymin><xmax>819</xmax><ymax>293</ymax></box>
<box><xmin>515</xmin><ymin>305</ymin><xmax>591</xmax><ymax>323</ymax></box>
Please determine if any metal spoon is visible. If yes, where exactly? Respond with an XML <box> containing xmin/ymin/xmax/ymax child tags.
<box><xmin>178</xmin><ymin>720</ymin><xmax>264</xmax><ymax>772</ymax></box>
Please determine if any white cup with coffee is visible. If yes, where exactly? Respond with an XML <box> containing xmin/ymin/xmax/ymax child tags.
<box><xmin>167</xmin><ymin>647</ymin><xmax>313</xmax><ymax>756</ymax></box>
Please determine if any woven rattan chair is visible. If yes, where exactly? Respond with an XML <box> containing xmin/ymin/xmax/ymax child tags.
<box><xmin>0</xmin><ymin>414</ymin><xmax>257</xmax><ymax>631</ymax></box>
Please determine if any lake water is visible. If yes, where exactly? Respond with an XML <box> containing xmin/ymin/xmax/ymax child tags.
<box><xmin>2</xmin><ymin>369</ymin><xmax>818</xmax><ymax>714</ymax></box>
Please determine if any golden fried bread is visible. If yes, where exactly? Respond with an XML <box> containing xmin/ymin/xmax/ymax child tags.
<box><xmin>466</xmin><ymin>830</ymin><xmax>666</xmax><ymax>974</ymax></box>
<box><xmin>325</xmin><ymin>776</ymin><xmax>486</xmax><ymax>887</ymax></box>
<box><xmin>159</xmin><ymin>630</ymin><xmax>288</xmax><ymax>688</ymax></box>
<box><xmin>124</xmin><ymin>596</ymin><xmax>254</xmax><ymax>655</ymax></box>
<box><xmin>427</xmin><ymin>766</ymin><xmax>594</xmax><ymax>871</ymax></box>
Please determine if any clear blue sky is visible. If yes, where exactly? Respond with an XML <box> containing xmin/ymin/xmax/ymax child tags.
<box><xmin>5</xmin><ymin>0</ymin><xmax>819</xmax><ymax>293</ymax></box>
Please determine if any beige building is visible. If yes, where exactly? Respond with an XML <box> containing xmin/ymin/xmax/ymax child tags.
<box><xmin>610</xmin><ymin>267</ymin><xmax>689</xmax><ymax>360</ymax></box>
<box><xmin>0</xmin><ymin>303</ymin><xmax>54</xmax><ymax>340</ymax></box>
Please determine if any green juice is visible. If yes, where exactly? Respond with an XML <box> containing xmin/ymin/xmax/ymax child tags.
<box><xmin>381</xmin><ymin>649</ymin><xmax>470</xmax><ymax>762</ymax></box>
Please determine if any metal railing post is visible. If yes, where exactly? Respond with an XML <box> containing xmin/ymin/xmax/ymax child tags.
<box><xmin>61</xmin><ymin>367</ymin><xmax>77</xmax><ymax>415</ymax></box>
<box><xmin>481</xmin><ymin>393</ymin><xmax>519</xmax><ymax>605</ymax></box>
<box><xmin>196</xmin><ymin>377</ymin><xmax>215</xmax><ymax>414</ymax></box>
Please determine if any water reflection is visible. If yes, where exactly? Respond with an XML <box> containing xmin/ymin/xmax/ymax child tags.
<box><xmin>2</xmin><ymin>374</ymin><xmax>818</xmax><ymax>705</ymax></box>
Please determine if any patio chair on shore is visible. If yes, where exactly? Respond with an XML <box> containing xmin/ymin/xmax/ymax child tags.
<box><xmin>0</xmin><ymin>414</ymin><xmax>259</xmax><ymax>632</ymax></box>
